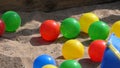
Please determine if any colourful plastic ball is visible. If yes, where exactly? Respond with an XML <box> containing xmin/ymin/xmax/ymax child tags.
<box><xmin>33</xmin><ymin>54</ymin><xmax>56</xmax><ymax>68</ymax></box>
<box><xmin>79</xmin><ymin>12</ymin><xmax>99</xmax><ymax>33</ymax></box>
<box><xmin>0</xmin><ymin>20</ymin><xmax>5</xmax><ymax>36</ymax></box>
<box><xmin>62</xmin><ymin>39</ymin><xmax>84</xmax><ymax>59</ymax></box>
<box><xmin>88</xmin><ymin>21</ymin><xmax>110</xmax><ymax>40</ymax></box>
<box><xmin>60</xmin><ymin>18</ymin><xmax>80</xmax><ymax>39</ymax></box>
<box><xmin>60</xmin><ymin>60</ymin><xmax>82</xmax><ymax>68</ymax></box>
<box><xmin>88</xmin><ymin>40</ymin><xmax>106</xmax><ymax>62</ymax></box>
<box><xmin>111</xmin><ymin>21</ymin><xmax>120</xmax><ymax>38</ymax></box>
<box><xmin>42</xmin><ymin>64</ymin><xmax>57</xmax><ymax>68</ymax></box>
<box><xmin>2</xmin><ymin>11</ymin><xmax>21</xmax><ymax>32</ymax></box>
<box><xmin>40</xmin><ymin>20</ymin><xmax>60</xmax><ymax>41</ymax></box>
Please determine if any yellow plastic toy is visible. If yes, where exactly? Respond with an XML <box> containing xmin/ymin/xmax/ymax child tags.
<box><xmin>79</xmin><ymin>12</ymin><xmax>99</xmax><ymax>33</ymax></box>
<box><xmin>62</xmin><ymin>39</ymin><xmax>84</xmax><ymax>59</ymax></box>
<box><xmin>111</xmin><ymin>21</ymin><xmax>120</xmax><ymax>38</ymax></box>
<box><xmin>42</xmin><ymin>64</ymin><xmax>57</xmax><ymax>68</ymax></box>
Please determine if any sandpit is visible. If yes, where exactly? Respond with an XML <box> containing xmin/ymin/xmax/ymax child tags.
<box><xmin>0</xmin><ymin>1</ymin><xmax>120</xmax><ymax>68</ymax></box>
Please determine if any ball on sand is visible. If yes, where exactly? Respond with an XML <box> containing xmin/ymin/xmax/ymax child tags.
<box><xmin>88</xmin><ymin>40</ymin><xmax>106</xmax><ymax>62</ymax></box>
<box><xmin>60</xmin><ymin>60</ymin><xmax>82</xmax><ymax>68</ymax></box>
<box><xmin>0</xmin><ymin>20</ymin><xmax>5</xmax><ymax>36</ymax></box>
<box><xmin>60</xmin><ymin>18</ymin><xmax>80</xmax><ymax>39</ymax></box>
<box><xmin>79</xmin><ymin>12</ymin><xmax>99</xmax><ymax>33</ymax></box>
<box><xmin>40</xmin><ymin>20</ymin><xmax>60</xmax><ymax>41</ymax></box>
<box><xmin>111</xmin><ymin>21</ymin><xmax>120</xmax><ymax>38</ymax></box>
<box><xmin>33</xmin><ymin>54</ymin><xmax>56</xmax><ymax>68</ymax></box>
<box><xmin>62</xmin><ymin>39</ymin><xmax>84</xmax><ymax>59</ymax></box>
<box><xmin>88</xmin><ymin>21</ymin><xmax>110</xmax><ymax>40</ymax></box>
<box><xmin>2</xmin><ymin>11</ymin><xmax>21</xmax><ymax>32</ymax></box>
<box><xmin>42</xmin><ymin>65</ymin><xmax>57</xmax><ymax>68</ymax></box>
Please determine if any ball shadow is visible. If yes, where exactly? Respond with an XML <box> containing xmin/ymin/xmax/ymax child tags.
<box><xmin>30</xmin><ymin>36</ymin><xmax>53</xmax><ymax>46</ymax></box>
<box><xmin>56</xmin><ymin>56</ymin><xmax>64</xmax><ymax>59</ymax></box>
<box><xmin>82</xmin><ymin>40</ymin><xmax>93</xmax><ymax>47</ymax></box>
<box><xmin>79</xmin><ymin>32</ymin><xmax>89</xmax><ymax>39</ymax></box>
<box><xmin>54</xmin><ymin>36</ymin><xmax>69</xmax><ymax>43</ymax></box>
<box><xmin>78</xmin><ymin>58</ymin><xmax>100</xmax><ymax>68</ymax></box>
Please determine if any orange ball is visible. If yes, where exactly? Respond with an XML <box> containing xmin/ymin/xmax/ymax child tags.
<box><xmin>40</xmin><ymin>20</ymin><xmax>60</xmax><ymax>41</ymax></box>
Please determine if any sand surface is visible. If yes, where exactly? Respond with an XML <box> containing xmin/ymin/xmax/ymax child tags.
<box><xmin>0</xmin><ymin>1</ymin><xmax>120</xmax><ymax>68</ymax></box>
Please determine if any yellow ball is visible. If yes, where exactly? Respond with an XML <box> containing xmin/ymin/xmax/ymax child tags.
<box><xmin>62</xmin><ymin>39</ymin><xmax>84</xmax><ymax>59</ymax></box>
<box><xmin>42</xmin><ymin>65</ymin><xmax>57</xmax><ymax>68</ymax></box>
<box><xmin>79</xmin><ymin>12</ymin><xmax>99</xmax><ymax>33</ymax></box>
<box><xmin>111</xmin><ymin>21</ymin><xmax>120</xmax><ymax>38</ymax></box>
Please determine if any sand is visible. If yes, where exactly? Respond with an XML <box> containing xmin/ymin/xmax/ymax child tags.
<box><xmin>0</xmin><ymin>1</ymin><xmax>120</xmax><ymax>68</ymax></box>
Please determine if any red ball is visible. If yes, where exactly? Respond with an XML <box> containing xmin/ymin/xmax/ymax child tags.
<box><xmin>0</xmin><ymin>20</ymin><xmax>5</xmax><ymax>36</ymax></box>
<box><xmin>88</xmin><ymin>40</ymin><xmax>106</xmax><ymax>62</ymax></box>
<box><xmin>40</xmin><ymin>20</ymin><xmax>60</xmax><ymax>41</ymax></box>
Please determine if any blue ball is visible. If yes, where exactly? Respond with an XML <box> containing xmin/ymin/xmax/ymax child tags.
<box><xmin>33</xmin><ymin>54</ymin><xmax>56</xmax><ymax>68</ymax></box>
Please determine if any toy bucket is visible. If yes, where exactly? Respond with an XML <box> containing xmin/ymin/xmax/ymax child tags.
<box><xmin>101</xmin><ymin>34</ymin><xmax>120</xmax><ymax>68</ymax></box>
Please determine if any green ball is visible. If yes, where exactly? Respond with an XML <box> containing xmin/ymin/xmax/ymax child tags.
<box><xmin>60</xmin><ymin>60</ymin><xmax>82</xmax><ymax>68</ymax></box>
<box><xmin>2</xmin><ymin>11</ymin><xmax>21</xmax><ymax>32</ymax></box>
<box><xmin>60</xmin><ymin>18</ymin><xmax>80</xmax><ymax>39</ymax></box>
<box><xmin>88</xmin><ymin>21</ymin><xmax>110</xmax><ymax>40</ymax></box>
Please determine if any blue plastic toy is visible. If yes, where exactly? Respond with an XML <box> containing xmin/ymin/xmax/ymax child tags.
<box><xmin>101</xmin><ymin>33</ymin><xmax>120</xmax><ymax>68</ymax></box>
<box><xmin>33</xmin><ymin>54</ymin><xmax>56</xmax><ymax>68</ymax></box>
